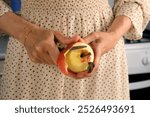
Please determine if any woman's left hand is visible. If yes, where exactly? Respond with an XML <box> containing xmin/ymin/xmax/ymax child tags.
<box><xmin>73</xmin><ymin>31</ymin><xmax>119</xmax><ymax>78</ymax></box>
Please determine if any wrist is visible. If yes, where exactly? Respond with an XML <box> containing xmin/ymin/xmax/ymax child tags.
<box><xmin>107</xmin><ymin>16</ymin><xmax>132</xmax><ymax>40</ymax></box>
<box><xmin>107</xmin><ymin>30</ymin><xmax>122</xmax><ymax>40</ymax></box>
<box><xmin>0</xmin><ymin>12</ymin><xmax>40</xmax><ymax>44</ymax></box>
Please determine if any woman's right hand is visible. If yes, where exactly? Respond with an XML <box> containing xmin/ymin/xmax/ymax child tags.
<box><xmin>0</xmin><ymin>12</ymin><xmax>80</xmax><ymax>65</ymax></box>
<box><xmin>24</xmin><ymin>27</ymin><xmax>80</xmax><ymax>65</ymax></box>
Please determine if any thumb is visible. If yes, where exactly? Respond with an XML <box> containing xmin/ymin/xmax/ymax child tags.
<box><xmin>54</xmin><ymin>31</ymin><xmax>81</xmax><ymax>44</ymax></box>
<box><xmin>83</xmin><ymin>32</ymin><xmax>99</xmax><ymax>44</ymax></box>
<box><xmin>91</xmin><ymin>43</ymin><xmax>101</xmax><ymax>73</ymax></box>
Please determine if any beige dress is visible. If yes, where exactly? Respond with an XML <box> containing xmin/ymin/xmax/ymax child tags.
<box><xmin>0</xmin><ymin>0</ymin><xmax>150</xmax><ymax>99</ymax></box>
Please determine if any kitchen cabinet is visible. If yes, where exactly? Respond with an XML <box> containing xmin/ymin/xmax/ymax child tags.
<box><xmin>0</xmin><ymin>60</ymin><xmax>4</xmax><ymax>76</ymax></box>
<box><xmin>0</xmin><ymin>35</ymin><xmax>9</xmax><ymax>77</ymax></box>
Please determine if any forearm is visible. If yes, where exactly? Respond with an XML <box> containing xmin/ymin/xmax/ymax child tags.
<box><xmin>0</xmin><ymin>12</ymin><xmax>39</xmax><ymax>44</ymax></box>
<box><xmin>107</xmin><ymin>16</ymin><xmax>132</xmax><ymax>40</ymax></box>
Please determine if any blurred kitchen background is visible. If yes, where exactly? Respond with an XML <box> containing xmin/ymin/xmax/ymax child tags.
<box><xmin>0</xmin><ymin>0</ymin><xmax>150</xmax><ymax>100</ymax></box>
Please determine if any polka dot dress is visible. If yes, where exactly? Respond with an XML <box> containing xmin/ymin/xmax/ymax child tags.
<box><xmin>0</xmin><ymin>0</ymin><xmax>150</xmax><ymax>99</ymax></box>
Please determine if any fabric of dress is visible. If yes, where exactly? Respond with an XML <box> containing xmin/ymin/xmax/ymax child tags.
<box><xmin>0</xmin><ymin>0</ymin><xmax>150</xmax><ymax>99</ymax></box>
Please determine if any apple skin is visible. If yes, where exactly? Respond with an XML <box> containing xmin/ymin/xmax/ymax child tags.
<box><xmin>57</xmin><ymin>43</ymin><xmax>73</xmax><ymax>75</ymax></box>
<box><xmin>57</xmin><ymin>42</ymin><xmax>94</xmax><ymax>75</ymax></box>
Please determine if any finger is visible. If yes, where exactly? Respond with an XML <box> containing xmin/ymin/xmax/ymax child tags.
<box><xmin>68</xmin><ymin>72</ymin><xmax>86</xmax><ymax>79</ymax></box>
<box><xmin>65</xmin><ymin>71</ymin><xmax>85</xmax><ymax>79</ymax></box>
<box><xmin>37</xmin><ymin>50</ymin><xmax>54</xmax><ymax>65</ymax></box>
<box><xmin>54</xmin><ymin>31</ymin><xmax>81</xmax><ymax>44</ymax></box>
<box><xmin>44</xmin><ymin>53</ymin><xmax>54</xmax><ymax>65</ymax></box>
<box><xmin>45</xmin><ymin>43</ymin><xmax>60</xmax><ymax>65</ymax></box>
<box><xmin>35</xmin><ymin>46</ymin><xmax>54</xmax><ymax>65</ymax></box>
<box><xmin>29</xmin><ymin>55</ymin><xmax>42</xmax><ymax>63</ymax></box>
<box><xmin>28</xmin><ymin>51</ymin><xmax>42</xmax><ymax>63</ymax></box>
<box><xmin>29</xmin><ymin>46</ymin><xmax>50</xmax><ymax>64</ymax></box>
<box><xmin>83</xmin><ymin>32</ymin><xmax>99</xmax><ymax>44</ymax></box>
<box><xmin>41</xmin><ymin>32</ymin><xmax>60</xmax><ymax>65</ymax></box>
<box><xmin>70</xmin><ymin>35</ymin><xmax>84</xmax><ymax>43</ymax></box>
<box><xmin>67</xmin><ymin>72</ymin><xmax>78</xmax><ymax>78</ymax></box>
<box><xmin>90</xmin><ymin>44</ymin><xmax>101</xmax><ymax>74</ymax></box>
<box><xmin>66</xmin><ymin>69</ymin><xmax>93</xmax><ymax>79</ymax></box>
<box><xmin>32</xmin><ymin>49</ymin><xmax>46</xmax><ymax>61</ymax></box>
<box><xmin>76</xmin><ymin>72</ymin><xmax>90</xmax><ymax>78</ymax></box>
<box><xmin>77</xmin><ymin>69</ymin><xmax>96</xmax><ymax>78</ymax></box>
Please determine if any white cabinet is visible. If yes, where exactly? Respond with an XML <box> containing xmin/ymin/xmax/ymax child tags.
<box><xmin>125</xmin><ymin>43</ymin><xmax>150</xmax><ymax>74</ymax></box>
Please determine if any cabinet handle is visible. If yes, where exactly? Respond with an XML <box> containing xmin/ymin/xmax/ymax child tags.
<box><xmin>142</xmin><ymin>57</ymin><xmax>150</xmax><ymax>66</ymax></box>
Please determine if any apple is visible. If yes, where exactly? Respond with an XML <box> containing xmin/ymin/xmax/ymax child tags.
<box><xmin>57</xmin><ymin>42</ymin><xmax>95</xmax><ymax>75</ymax></box>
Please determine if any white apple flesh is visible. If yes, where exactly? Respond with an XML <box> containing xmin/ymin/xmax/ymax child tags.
<box><xmin>64</xmin><ymin>42</ymin><xmax>94</xmax><ymax>73</ymax></box>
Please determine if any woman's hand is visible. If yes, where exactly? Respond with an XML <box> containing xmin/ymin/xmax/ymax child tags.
<box><xmin>69</xmin><ymin>31</ymin><xmax>119</xmax><ymax>78</ymax></box>
<box><xmin>0</xmin><ymin>12</ymin><xmax>81</xmax><ymax>65</ymax></box>
<box><xmin>69</xmin><ymin>16</ymin><xmax>132</xmax><ymax>78</ymax></box>
<box><xmin>24</xmin><ymin>27</ymin><xmax>80</xmax><ymax>65</ymax></box>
